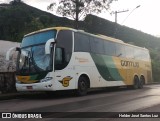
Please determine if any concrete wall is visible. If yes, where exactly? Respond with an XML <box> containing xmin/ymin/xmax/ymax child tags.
<box><xmin>0</xmin><ymin>40</ymin><xmax>20</xmax><ymax>72</ymax></box>
<box><xmin>0</xmin><ymin>40</ymin><xmax>20</xmax><ymax>93</ymax></box>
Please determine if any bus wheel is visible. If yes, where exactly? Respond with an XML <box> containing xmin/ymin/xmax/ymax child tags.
<box><xmin>77</xmin><ymin>76</ymin><xmax>88</xmax><ymax>96</ymax></box>
<box><xmin>139</xmin><ymin>76</ymin><xmax>145</xmax><ymax>89</ymax></box>
<box><xmin>133</xmin><ymin>76</ymin><xmax>139</xmax><ymax>89</ymax></box>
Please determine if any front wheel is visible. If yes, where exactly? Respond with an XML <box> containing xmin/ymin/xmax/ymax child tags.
<box><xmin>76</xmin><ymin>76</ymin><xmax>88</xmax><ymax>96</ymax></box>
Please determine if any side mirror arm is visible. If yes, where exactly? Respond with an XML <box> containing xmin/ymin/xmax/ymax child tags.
<box><xmin>45</xmin><ymin>38</ymin><xmax>55</xmax><ymax>54</ymax></box>
<box><xmin>6</xmin><ymin>47</ymin><xmax>20</xmax><ymax>60</ymax></box>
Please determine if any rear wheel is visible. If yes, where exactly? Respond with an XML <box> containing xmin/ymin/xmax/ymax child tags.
<box><xmin>76</xmin><ymin>76</ymin><xmax>88</xmax><ymax>96</ymax></box>
<box><xmin>139</xmin><ymin>76</ymin><xmax>145</xmax><ymax>89</ymax></box>
<box><xmin>133</xmin><ymin>76</ymin><xmax>139</xmax><ymax>89</ymax></box>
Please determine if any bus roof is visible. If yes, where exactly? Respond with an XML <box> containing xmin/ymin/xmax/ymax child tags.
<box><xmin>24</xmin><ymin>27</ymin><xmax>75</xmax><ymax>37</ymax></box>
<box><xmin>97</xmin><ymin>34</ymin><xmax>124</xmax><ymax>43</ymax></box>
<box><xmin>24</xmin><ymin>27</ymin><xmax>148</xmax><ymax>51</ymax></box>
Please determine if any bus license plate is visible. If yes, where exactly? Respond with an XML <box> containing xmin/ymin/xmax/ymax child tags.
<box><xmin>26</xmin><ymin>86</ymin><xmax>33</xmax><ymax>89</ymax></box>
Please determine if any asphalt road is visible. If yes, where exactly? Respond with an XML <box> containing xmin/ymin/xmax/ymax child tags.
<box><xmin>1</xmin><ymin>84</ymin><xmax>160</xmax><ymax>121</ymax></box>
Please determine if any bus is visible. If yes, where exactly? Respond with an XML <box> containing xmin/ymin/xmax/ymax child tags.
<box><xmin>6</xmin><ymin>27</ymin><xmax>152</xmax><ymax>95</ymax></box>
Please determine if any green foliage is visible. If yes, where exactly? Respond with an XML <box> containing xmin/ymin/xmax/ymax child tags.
<box><xmin>150</xmin><ymin>49</ymin><xmax>160</xmax><ymax>81</ymax></box>
<box><xmin>0</xmin><ymin>2</ymin><xmax>72</xmax><ymax>42</ymax></box>
<box><xmin>0</xmin><ymin>2</ymin><xmax>160</xmax><ymax>82</ymax></box>
<box><xmin>48</xmin><ymin>0</ymin><xmax>116</xmax><ymax>28</ymax></box>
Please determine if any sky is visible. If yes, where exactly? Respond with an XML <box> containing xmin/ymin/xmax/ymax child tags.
<box><xmin>1</xmin><ymin>0</ymin><xmax>160</xmax><ymax>36</ymax></box>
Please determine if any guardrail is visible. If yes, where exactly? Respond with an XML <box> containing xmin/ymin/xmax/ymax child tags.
<box><xmin>0</xmin><ymin>72</ymin><xmax>16</xmax><ymax>93</ymax></box>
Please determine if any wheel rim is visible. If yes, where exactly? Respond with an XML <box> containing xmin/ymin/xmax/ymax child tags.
<box><xmin>79</xmin><ymin>80</ymin><xmax>87</xmax><ymax>92</ymax></box>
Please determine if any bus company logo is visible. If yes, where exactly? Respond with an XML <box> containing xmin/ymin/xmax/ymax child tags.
<box><xmin>59</xmin><ymin>76</ymin><xmax>72</xmax><ymax>87</ymax></box>
<box><xmin>75</xmin><ymin>57</ymin><xmax>89</xmax><ymax>63</ymax></box>
<box><xmin>121</xmin><ymin>60</ymin><xmax>139</xmax><ymax>68</ymax></box>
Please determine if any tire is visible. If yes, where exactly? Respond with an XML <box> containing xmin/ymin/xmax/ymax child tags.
<box><xmin>139</xmin><ymin>76</ymin><xmax>144</xmax><ymax>89</ymax></box>
<box><xmin>76</xmin><ymin>76</ymin><xmax>88</xmax><ymax>96</ymax></box>
<box><xmin>133</xmin><ymin>76</ymin><xmax>139</xmax><ymax>89</ymax></box>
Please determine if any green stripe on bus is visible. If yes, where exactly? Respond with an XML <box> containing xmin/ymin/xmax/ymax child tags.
<box><xmin>29</xmin><ymin>72</ymin><xmax>48</xmax><ymax>81</ymax></box>
<box><xmin>90</xmin><ymin>53</ymin><xmax>123</xmax><ymax>81</ymax></box>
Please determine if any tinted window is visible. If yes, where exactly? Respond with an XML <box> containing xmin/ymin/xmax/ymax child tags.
<box><xmin>74</xmin><ymin>33</ymin><xmax>90</xmax><ymax>52</ymax></box>
<box><xmin>141</xmin><ymin>50</ymin><xmax>150</xmax><ymax>61</ymax></box>
<box><xmin>90</xmin><ymin>37</ymin><xmax>104</xmax><ymax>54</ymax></box>
<box><xmin>116</xmin><ymin>44</ymin><xmax>126</xmax><ymax>57</ymax></box>
<box><xmin>134</xmin><ymin>48</ymin><xmax>150</xmax><ymax>61</ymax></box>
<box><xmin>21</xmin><ymin>30</ymin><xmax>56</xmax><ymax>47</ymax></box>
<box><xmin>134</xmin><ymin>48</ymin><xmax>142</xmax><ymax>60</ymax></box>
<box><xmin>55</xmin><ymin>47</ymin><xmax>63</xmax><ymax>65</ymax></box>
<box><xmin>125</xmin><ymin>46</ymin><xmax>134</xmax><ymax>58</ymax></box>
<box><xmin>145</xmin><ymin>50</ymin><xmax>150</xmax><ymax>60</ymax></box>
<box><xmin>104</xmin><ymin>41</ymin><xmax>116</xmax><ymax>56</ymax></box>
<box><xmin>55</xmin><ymin>30</ymin><xmax>72</xmax><ymax>70</ymax></box>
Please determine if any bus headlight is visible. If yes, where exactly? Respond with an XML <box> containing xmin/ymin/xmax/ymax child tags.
<box><xmin>16</xmin><ymin>80</ymin><xmax>21</xmax><ymax>84</ymax></box>
<box><xmin>15</xmin><ymin>76</ymin><xmax>21</xmax><ymax>84</ymax></box>
<box><xmin>40</xmin><ymin>77</ymin><xmax>53</xmax><ymax>83</ymax></box>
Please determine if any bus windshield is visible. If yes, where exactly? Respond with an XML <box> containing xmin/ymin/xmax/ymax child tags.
<box><xmin>17</xmin><ymin>30</ymin><xmax>56</xmax><ymax>75</ymax></box>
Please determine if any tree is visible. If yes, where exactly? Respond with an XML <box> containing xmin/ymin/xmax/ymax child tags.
<box><xmin>48</xmin><ymin>0</ymin><xmax>117</xmax><ymax>29</ymax></box>
<box><xmin>10</xmin><ymin>0</ymin><xmax>22</xmax><ymax>5</ymax></box>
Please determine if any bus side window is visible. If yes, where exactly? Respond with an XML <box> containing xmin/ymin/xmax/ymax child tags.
<box><xmin>74</xmin><ymin>32</ymin><xmax>90</xmax><ymax>52</ymax></box>
<box><xmin>104</xmin><ymin>41</ymin><xmax>116</xmax><ymax>56</ymax></box>
<box><xmin>55</xmin><ymin>47</ymin><xmax>67</xmax><ymax>70</ymax></box>
<box><xmin>125</xmin><ymin>46</ymin><xmax>134</xmax><ymax>59</ymax></box>
<box><xmin>134</xmin><ymin>48</ymin><xmax>141</xmax><ymax>60</ymax></box>
<box><xmin>55</xmin><ymin>30</ymin><xmax>72</xmax><ymax>70</ymax></box>
<box><xmin>55</xmin><ymin>47</ymin><xmax>63</xmax><ymax>65</ymax></box>
<box><xmin>90</xmin><ymin>37</ymin><xmax>104</xmax><ymax>54</ymax></box>
<box><xmin>116</xmin><ymin>44</ymin><xmax>126</xmax><ymax>57</ymax></box>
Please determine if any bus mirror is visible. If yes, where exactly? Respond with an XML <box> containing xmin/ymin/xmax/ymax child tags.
<box><xmin>6</xmin><ymin>47</ymin><xmax>19</xmax><ymax>60</ymax></box>
<box><xmin>16</xmin><ymin>47</ymin><xmax>21</xmax><ymax>52</ymax></box>
<box><xmin>45</xmin><ymin>38</ymin><xmax>55</xmax><ymax>54</ymax></box>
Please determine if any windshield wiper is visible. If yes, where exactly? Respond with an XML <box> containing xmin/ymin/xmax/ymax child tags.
<box><xmin>30</xmin><ymin>49</ymin><xmax>42</xmax><ymax>73</ymax></box>
<box><xmin>19</xmin><ymin>50</ymin><xmax>33</xmax><ymax>74</ymax></box>
<box><xmin>20</xmin><ymin>53</ymin><xmax>30</xmax><ymax>74</ymax></box>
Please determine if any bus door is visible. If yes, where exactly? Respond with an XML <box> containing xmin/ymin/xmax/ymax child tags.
<box><xmin>53</xmin><ymin>30</ymin><xmax>76</xmax><ymax>90</ymax></box>
<box><xmin>54</xmin><ymin>47</ymin><xmax>76</xmax><ymax>90</ymax></box>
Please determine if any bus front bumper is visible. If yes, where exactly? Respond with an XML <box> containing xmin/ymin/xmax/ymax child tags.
<box><xmin>16</xmin><ymin>81</ymin><xmax>54</xmax><ymax>91</ymax></box>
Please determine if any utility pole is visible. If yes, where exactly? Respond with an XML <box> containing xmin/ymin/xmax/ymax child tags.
<box><xmin>113</xmin><ymin>10</ymin><xmax>129</xmax><ymax>23</ymax></box>
<box><xmin>113</xmin><ymin>5</ymin><xmax>140</xmax><ymax>38</ymax></box>
<box><xmin>113</xmin><ymin>10</ymin><xmax>128</xmax><ymax>37</ymax></box>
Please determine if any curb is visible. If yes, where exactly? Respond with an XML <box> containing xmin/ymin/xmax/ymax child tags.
<box><xmin>0</xmin><ymin>92</ymin><xmax>22</xmax><ymax>100</ymax></box>
<box><xmin>0</xmin><ymin>92</ymin><xmax>46</xmax><ymax>101</ymax></box>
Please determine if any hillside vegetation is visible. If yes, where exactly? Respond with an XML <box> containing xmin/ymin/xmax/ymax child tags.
<box><xmin>0</xmin><ymin>2</ymin><xmax>160</xmax><ymax>81</ymax></box>
<box><xmin>0</xmin><ymin>2</ymin><xmax>73</xmax><ymax>41</ymax></box>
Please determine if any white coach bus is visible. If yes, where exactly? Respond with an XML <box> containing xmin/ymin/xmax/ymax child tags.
<box><xmin>6</xmin><ymin>27</ymin><xmax>152</xmax><ymax>95</ymax></box>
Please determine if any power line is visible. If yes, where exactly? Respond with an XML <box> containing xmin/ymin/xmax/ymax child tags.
<box><xmin>113</xmin><ymin>5</ymin><xmax>141</xmax><ymax>37</ymax></box>
<box><xmin>112</xmin><ymin>10</ymin><xmax>129</xmax><ymax>23</ymax></box>
<box><xmin>121</xmin><ymin>5</ymin><xmax>141</xmax><ymax>24</ymax></box>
